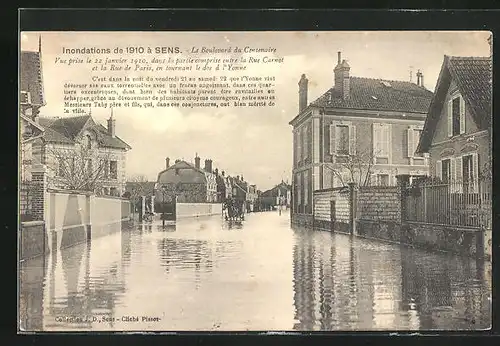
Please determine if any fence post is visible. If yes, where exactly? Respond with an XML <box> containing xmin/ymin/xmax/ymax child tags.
<box><xmin>348</xmin><ymin>183</ymin><xmax>357</xmax><ymax>236</ymax></box>
<box><xmin>396</xmin><ymin>174</ymin><xmax>410</xmax><ymax>224</ymax></box>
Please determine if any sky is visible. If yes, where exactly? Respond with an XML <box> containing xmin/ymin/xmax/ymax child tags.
<box><xmin>20</xmin><ymin>31</ymin><xmax>491</xmax><ymax>191</ymax></box>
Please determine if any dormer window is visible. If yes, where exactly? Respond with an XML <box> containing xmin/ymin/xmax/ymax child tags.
<box><xmin>447</xmin><ymin>92</ymin><xmax>465</xmax><ymax>137</ymax></box>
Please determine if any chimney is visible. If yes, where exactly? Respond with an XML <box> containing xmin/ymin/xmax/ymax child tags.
<box><xmin>298</xmin><ymin>74</ymin><xmax>308</xmax><ymax>112</ymax></box>
<box><xmin>194</xmin><ymin>154</ymin><xmax>200</xmax><ymax>169</ymax></box>
<box><xmin>175</xmin><ymin>159</ymin><xmax>181</xmax><ymax>163</ymax></box>
<box><xmin>241</xmin><ymin>175</ymin><xmax>244</xmax><ymax>181</ymax></box>
<box><xmin>416</xmin><ymin>70</ymin><xmax>424</xmax><ymax>87</ymax></box>
<box><xmin>107</xmin><ymin>108</ymin><xmax>116</xmax><ymax>138</ymax></box>
<box><xmin>165</xmin><ymin>157</ymin><xmax>170</xmax><ymax>169</ymax></box>
<box><xmin>334</xmin><ymin>51</ymin><xmax>350</xmax><ymax>100</ymax></box>
<box><xmin>214</xmin><ymin>168</ymin><xmax>219</xmax><ymax>176</ymax></box>
<box><xmin>236</xmin><ymin>175</ymin><xmax>240</xmax><ymax>181</ymax></box>
<box><xmin>204</xmin><ymin>159</ymin><xmax>212</xmax><ymax>173</ymax></box>
<box><xmin>222</xmin><ymin>171</ymin><xmax>225</xmax><ymax>176</ymax></box>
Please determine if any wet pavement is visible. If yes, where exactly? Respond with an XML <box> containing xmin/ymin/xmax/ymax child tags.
<box><xmin>19</xmin><ymin>210</ymin><xmax>491</xmax><ymax>331</ymax></box>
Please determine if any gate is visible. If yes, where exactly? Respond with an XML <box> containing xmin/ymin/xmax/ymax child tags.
<box><xmin>161</xmin><ymin>201</ymin><xmax>176</xmax><ymax>222</ymax></box>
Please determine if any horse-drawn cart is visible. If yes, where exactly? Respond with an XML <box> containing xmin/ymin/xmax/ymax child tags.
<box><xmin>223</xmin><ymin>197</ymin><xmax>245</xmax><ymax>221</ymax></box>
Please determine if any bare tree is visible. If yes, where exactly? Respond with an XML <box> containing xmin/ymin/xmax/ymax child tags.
<box><xmin>127</xmin><ymin>174</ymin><xmax>149</xmax><ymax>218</ymax></box>
<box><xmin>46</xmin><ymin>144</ymin><xmax>113</xmax><ymax>193</ymax></box>
<box><xmin>324</xmin><ymin>146</ymin><xmax>378</xmax><ymax>187</ymax></box>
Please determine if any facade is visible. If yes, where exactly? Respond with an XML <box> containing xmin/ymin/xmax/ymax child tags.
<box><xmin>416</xmin><ymin>55</ymin><xmax>492</xmax><ymax>188</ymax></box>
<box><xmin>32</xmin><ymin>113</ymin><xmax>131</xmax><ymax>196</ymax></box>
<box><xmin>290</xmin><ymin>52</ymin><xmax>434</xmax><ymax>223</ymax></box>
<box><xmin>20</xmin><ymin>38</ymin><xmax>46</xmax><ymax>182</ymax></box>
<box><xmin>246</xmin><ymin>184</ymin><xmax>258</xmax><ymax>212</ymax></box>
<box><xmin>155</xmin><ymin>156</ymin><xmax>218</xmax><ymax>203</ymax></box>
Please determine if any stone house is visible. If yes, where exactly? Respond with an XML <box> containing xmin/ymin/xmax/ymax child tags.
<box><xmin>290</xmin><ymin>52</ymin><xmax>434</xmax><ymax>225</ymax></box>
<box><xmin>155</xmin><ymin>156</ymin><xmax>218</xmax><ymax>203</ymax></box>
<box><xmin>259</xmin><ymin>181</ymin><xmax>291</xmax><ymax>210</ymax></box>
<box><xmin>32</xmin><ymin>113</ymin><xmax>131</xmax><ymax>196</ymax></box>
<box><xmin>416</xmin><ymin>55</ymin><xmax>492</xmax><ymax>191</ymax></box>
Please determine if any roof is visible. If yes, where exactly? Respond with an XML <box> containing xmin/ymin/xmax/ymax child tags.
<box><xmin>20</xmin><ymin>51</ymin><xmax>45</xmax><ymax>106</ymax></box>
<box><xmin>309</xmin><ymin>77</ymin><xmax>433</xmax><ymax>114</ymax></box>
<box><xmin>417</xmin><ymin>56</ymin><xmax>492</xmax><ymax>153</ymax></box>
<box><xmin>38</xmin><ymin>115</ymin><xmax>131</xmax><ymax>149</ymax></box>
<box><xmin>157</xmin><ymin>160</ymin><xmax>208</xmax><ymax>183</ymax></box>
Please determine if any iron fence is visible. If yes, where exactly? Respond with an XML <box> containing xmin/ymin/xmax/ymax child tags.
<box><xmin>405</xmin><ymin>178</ymin><xmax>492</xmax><ymax>228</ymax></box>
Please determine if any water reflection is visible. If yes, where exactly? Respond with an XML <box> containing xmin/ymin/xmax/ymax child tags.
<box><xmin>19</xmin><ymin>212</ymin><xmax>490</xmax><ymax>331</ymax></box>
<box><xmin>291</xmin><ymin>226</ymin><xmax>491</xmax><ymax>330</ymax></box>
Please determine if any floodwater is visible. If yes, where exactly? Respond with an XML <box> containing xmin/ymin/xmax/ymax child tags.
<box><xmin>19</xmin><ymin>210</ymin><xmax>491</xmax><ymax>331</ymax></box>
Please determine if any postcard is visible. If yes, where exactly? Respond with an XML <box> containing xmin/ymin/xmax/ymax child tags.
<box><xmin>18</xmin><ymin>30</ymin><xmax>492</xmax><ymax>332</ymax></box>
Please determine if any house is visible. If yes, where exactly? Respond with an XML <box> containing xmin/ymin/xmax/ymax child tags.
<box><xmin>258</xmin><ymin>181</ymin><xmax>292</xmax><ymax>210</ymax></box>
<box><xmin>155</xmin><ymin>155</ymin><xmax>218</xmax><ymax>204</ymax></box>
<box><xmin>20</xmin><ymin>37</ymin><xmax>46</xmax><ymax>182</ymax></box>
<box><xmin>32</xmin><ymin>112</ymin><xmax>131</xmax><ymax>196</ymax></box>
<box><xmin>416</xmin><ymin>55</ymin><xmax>492</xmax><ymax>190</ymax></box>
<box><xmin>214</xmin><ymin>168</ymin><xmax>233</xmax><ymax>202</ymax></box>
<box><xmin>246</xmin><ymin>184</ymin><xmax>258</xmax><ymax>212</ymax></box>
<box><xmin>289</xmin><ymin>52</ymin><xmax>434</xmax><ymax>224</ymax></box>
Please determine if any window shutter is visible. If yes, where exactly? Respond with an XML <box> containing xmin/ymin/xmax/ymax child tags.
<box><xmin>447</xmin><ymin>100</ymin><xmax>453</xmax><ymax>137</ymax></box>
<box><xmin>471</xmin><ymin>152</ymin><xmax>479</xmax><ymax>193</ymax></box>
<box><xmin>372</xmin><ymin>123</ymin><xmax>379</xmax><ymax>157</ymax></box>
<box><xmin>329</xmin><ymin>124</ymin><xmax>336</xmax><ymax>156</ymax></box>
<box><xmin>436</xmin><ymin>160</ymin><xmax>442</xmax><ymax>180</ymax></box>
<box><xmin>459</xmin><ymin>96</ymin><xmax>466</xmax><ymax>134</ymax></box>
<box><xmin>349</xmin><ymin>125</ymin><xmax>356</xmax><ymax>155</ymax></box>
<box><xmin>407</xmin><ymin>128</ymin><xmax>414</xmax><ymax>157</ymax></box>
<box><xmin>386</xmin><ymin>124</ymin><xmax>392</xmax><ymax>163</ymax></box>
<box><xmin>455</xmin><ymin>156</ymin><xmax>463</xmax><ymax>183</ymax></box>
<box><xmin>297</xmin><ymin>129</ymin><xmax>303</xmax><ymax>162</ymax></box>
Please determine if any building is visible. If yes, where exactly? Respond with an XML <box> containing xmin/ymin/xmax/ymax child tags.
<box><xmin>258</xmin><ymin>181</ymin><xmax>292</xmax><ymax>210</ymax></box>
<box><xmin>20</xmin><ymin>37</ymin><xmax>46</xmax><ymax>182</ymax></box>
<box><xmin>416</xmin><ymin>55</ymin><xmax>492</xmax><ymax>187</ymax></box>
<box><xmin>124</xmin><ymin>180</ymin><xmax>156</xmax><ymax>214</ymax></box>
<box><xmin>32</xmin><ymin>112</ymin><xmax>131</xmax><ymax>196</ymax></box>
<box><xmin>155</xmin><ymin>155</ymin><xmax>218</xmax><ymax>203</ymax></box>
<box><xmin>289</xmin><ymin>52</ymin><xmax>434</xmax><ymax>224</ymax></box>
<box><xmin>246</xmin><ymin>184</ymin><xmax>258</xmax><ymax>212</ymax></box>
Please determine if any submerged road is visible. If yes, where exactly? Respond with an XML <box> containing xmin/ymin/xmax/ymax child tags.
<box><xmin>19</xmin><ymin>210</ymin><xmax>491</xmax><ymax>331</ymax></box>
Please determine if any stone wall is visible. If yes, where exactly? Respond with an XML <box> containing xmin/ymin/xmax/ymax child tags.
<box><xmin>291</xmin><ymin>213</ymin><xmax>313</xmax><ymax>227</ymax></box>
<box><xmin>312</xmin><ymin>187</ymin><xmax>351</xmax><ymax>233</ymax></box>
<box><xmin>356</xmin><ymin>186</ymin><xmax>401</xmax><ymax>222</ymax></box>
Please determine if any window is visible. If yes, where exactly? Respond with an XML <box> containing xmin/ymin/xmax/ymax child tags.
<box><xmin>110</xmin><ymin>187</ymin><xmax>118</xmax><ymax>196</ymax></box>
<box><xmin>330</xmin><ymin>122</ymin><xmax>356</xmax><ymax>157</ymax></box>
<box><xmin>407</xmin><ymin>127</ymin><xmax>423</xmax><ymax>158</ymax></box>
<box><xmin>373</xmin><ymin>123</ymin><xmax>391</xmax><ymax>164</ymax></box>
<box><xmin>336</xmin><ymin>125</ymin><xmax>350</xmax><ymax>155</ymax></box>
<box><xmin>58</xmin><ymin>159</ymin><xmax>65</xmax><ymax>176</ymax></box>
<box><xmin>86</xmin><ymin>159</ymin><xmax>93</xmax><ymax>175</ymax></box>
<box><xmin>447</xmin><ymin>94</ymin><xmax>465</xmax><ymax>137</ymax></box>
<box><xmin>440</xmin><ymin>158</ymin><xmax>451</xmax><ymax>183</ymax></box>
<box><xmin>84</xmin><ymin>134</ymin><xmax>92</xmax><ymax>149</ymax></box>
<box><xmin>109</xmin><ymin>160</ymin><xmax>118</xmax><ymax>179</ymax></box>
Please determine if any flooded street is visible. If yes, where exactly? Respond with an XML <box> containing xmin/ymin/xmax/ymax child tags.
<box><xmin>19</xmin><ymin>210</ymin><xmax>491</xmax><ymax>331</ymax></box>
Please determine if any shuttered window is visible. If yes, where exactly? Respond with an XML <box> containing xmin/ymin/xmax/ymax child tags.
<box><xmin>373</xmin><ymin>123</ymin><xmax>391</xmax><ymax>162</ymax></box>
<box><xmin>330</xmin><ymin>122</ymin><xmax>356</xmax><ymax>157</ymax></box>
<box><xmin>407</xmin><ymin>127</ymin><xmax>423</xmax><ymax>158</ymax></box>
